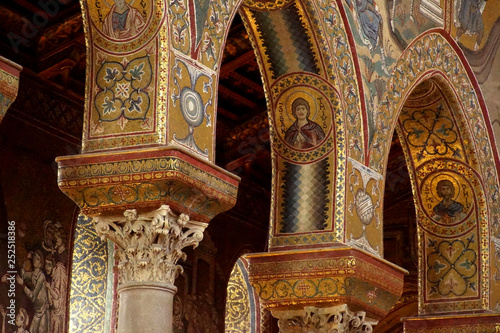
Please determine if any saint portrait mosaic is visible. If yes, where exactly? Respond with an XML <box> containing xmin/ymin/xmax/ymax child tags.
<box><xmin>87</xmin><ymin>0</ymin><xmax>155</xmax><ymax>44</ymax></box>
<box><xmin>270</xmin><ymin>73</ymin><xmax>337</xmax><ymax>164</ymax></box>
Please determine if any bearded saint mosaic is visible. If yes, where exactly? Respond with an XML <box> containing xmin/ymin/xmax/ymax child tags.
<box><xmin>432</xmin><ymin>179</ymin><xmax>466</xmax><ymax>224</ymax></box>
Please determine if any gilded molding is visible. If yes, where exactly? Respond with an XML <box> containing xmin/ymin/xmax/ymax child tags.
<box><xmin>241</xmin><ymin>0</ymin><xmax>295</xmax><ymax>11</ymax></box>
<box><xmin>95</xmin><ymin>205</ymin><xmax>207</xmax><ymax>285</ymax></box>
<box><xmin>0</xmin><ymin>55</ymin><xmax>22</xmax><ymax>122</ymax></box>
<box><xmin>56</xmin><ymin>148</ymin><xmax>239</xmax><ymax>220</ymax></box>
<box><xmin>247</xmin><ymin>248</ymin><xmax>407</xmax><ymax>320</ymax></box>
<box><xmin>403</xmin><ymin>313</ymin><xmax>500</xmax><ymax>332</ymax></box>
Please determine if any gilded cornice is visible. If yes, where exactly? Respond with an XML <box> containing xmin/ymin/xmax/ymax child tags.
<box><xmin>56</xmin><ymin>147</ymin><xmax>239</xmax><ymax>221</ymax></box>
<box><xmin>247</xmin><ymin>247</ymin><xmax>407</xmax><ymax>320</ymax></box>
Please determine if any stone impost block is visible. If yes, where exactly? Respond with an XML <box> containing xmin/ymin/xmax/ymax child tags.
<box><xmin>56</xmin><ymin>146</ymin><xmax>239</xmax><ymax>222</ymax></box>
<box><xmin>246</xmin><ymin>246</ymin><xmax>407</xmax><ymax>321</ymax></box>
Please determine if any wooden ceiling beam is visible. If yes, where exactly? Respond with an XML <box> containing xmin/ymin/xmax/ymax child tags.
<box><xmin>226</xmin><ymin>71</ymin><xmax>264</xmax><ymax>98</ymax></box>
<box><xmin>218</xmin><ymin>84</ymin><xmax>259</xmax><ymax>110</ymax></box>
<box><xmin>217</xmin><ymin>106</ymin><xmax>240</xmax><ymax>122</ymax></box>
<box><xmin>220</xmin><ymin>51</ymin><xmax>256</xmax><ymax>78</ymax></box>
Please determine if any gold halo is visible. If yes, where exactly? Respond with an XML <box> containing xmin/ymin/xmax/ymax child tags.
<box><xmin>285</xmin><ymin>91</ymin><xmax>318</xmax><ymax>123</ymax></box>
<box><xmin>429</xmin><ymin>173</ymin><xmax>462</xmax><ymax>202</ymax></box>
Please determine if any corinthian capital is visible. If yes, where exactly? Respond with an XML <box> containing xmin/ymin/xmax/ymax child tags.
<box><xmin>274</xmin><ymin>304</ymin><xmax>377</xmax><ymax>333</ymax></box>
<box><xmin>95</xmin><ymin>205</ymin><xmax>207</xmax><ymax>285</ymax></box>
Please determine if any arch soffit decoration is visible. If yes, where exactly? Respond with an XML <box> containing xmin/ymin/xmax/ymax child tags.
<box><xmin>369</xmin><ymin>29</ymin><xmax>500</xmax><ymax>310</ymax></box>
<box><xmin>396</xmin><ymin>74</ymin><xmax>491</xmax><ymax>313</ymax></box>
<box><xmin>81</xmin><ymin>2</ymin><xmax>500</xmax><ymax>261</ymax></box>
<box><xmin>238</xmin><ymin>0</ymin><xmax>366</xmax><ymax>162</ymax></box>
<box><xmin>370</xmin><ymin>29</ymin><xmax>500</xmax><ymax>178</ymax></box>
<box><xmin>237</xmin><ymin>0</ymin><xmax>372</xmax><ymax>246</ymax></box>
<box><xmin>182</xmin><ymin>0</ymin><xmax>500</xmax><ymax>315</ymax></box>
<box><xmin>166</xmin><ymin>0</ymin><xmax>500</xmax><ymax>316</ymax></box>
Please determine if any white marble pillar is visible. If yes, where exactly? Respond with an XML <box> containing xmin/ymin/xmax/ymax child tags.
<box><xmin>95</xmin><ymin>205</ymin><xmax>207</xmax><ymax>333</ymax></box>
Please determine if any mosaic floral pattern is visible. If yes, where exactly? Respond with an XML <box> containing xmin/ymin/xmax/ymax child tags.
<box><xmin>69</xmin><ymin>215</ymin><xmax>113</xmax><ymax>333</ymax></box>
<box><xmin>169</xmin><ymin>0</ymin><xmax>190</xmax><ymax>55</ymax></box>
<box><xmin>427</xmin><ymin>236</ymin><xmax>478</xmax><ymax>297</ymax></box>
<box><xmin>225</xmin><ymin>259</ymin><xmax>255</xmax><ymax>333</ymax></box>
<box><xmin>346</xmin><ymin>158</ymin><xmax>383</xmax><ymax>257</ymax></box>
<box><xmin>402</xmin><ymin>107</ymin><xmax>458</xmax><ymax>159</ymax></box>
<box><xmin>241</xmin><ymin>0</ymin><xmax>294</xmax><ymax>11</ymax></box>
<box><xmin>171</xmin><ymin>56</ymin><xmax>214</xmax><ymax>157</ymax></box>
<box><xmin>251</xmin><ymin>276</ymin><xmax>399</xmax><ymax>314</ymax></box>
<box><xmin>197</xmin><ymin>0</ymin><xmax>237</xmax><ymax>69</ymax></box>
<box><xmin>368</xmin><ymin>32</ymin><xmax>500</xmax><ymax>310</ymax></box>
<box><xmin>313</xmin><ymin>1</ymin><xmax>365</xmax><ymax>162</ymax></box>
<box><xmin>169</xmin><ymin>0</ymin><xmax>238</xmax><ymax>69</ymax></box>
<box><xmin>81</xmin><ymin>0</ymin><xmax>167</xmax><ymax>152</ymax></box>
<box><xmin>94</xmin><ymin>56</ymin><xmax>153</xmax><ymax>129</ymax></box>
<box><xmin>370</xmin><ymin>34</ymin><xmax>498</xmax><ymax>191</ymax></box>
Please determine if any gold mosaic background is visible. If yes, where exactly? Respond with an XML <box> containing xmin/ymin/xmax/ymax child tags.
<box><xmin>396</xmin><ymin>78</ymin><xmax>489</xmax><ymax>314</ymax></box>
<box><xmin>69</xmin><ymin>215</ymin><xmax>114</xmax><ymax>333</ymax></box>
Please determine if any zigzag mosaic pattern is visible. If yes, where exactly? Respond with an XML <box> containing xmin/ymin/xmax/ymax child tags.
<box><xmin>280</xmin><ymin>158</ymin><xmax>330</xmax><ymax>233</ymax></box>
<box><xmin>281</xmin><ymin>4</ymin><xmax>319</xmax><ymax>74</ymax></box>
<box><xmin>251</xmin><ymin>3</ymin><xmax>320</xmax><ymax>79</ymax></box>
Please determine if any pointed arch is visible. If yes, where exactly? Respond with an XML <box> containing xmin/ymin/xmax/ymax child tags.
<box><xmin>370</xmin><ymin>29</ymin><xmax>500</xmax><ymax>177</ymax></box>
<box><xmin>372</xmin><ymin>29</ymin><xmax>500</xmax><ymax>313</ymax></box>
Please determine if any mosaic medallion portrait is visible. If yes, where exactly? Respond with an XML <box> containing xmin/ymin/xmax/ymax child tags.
<box><xmin>271</xmin><ymin>74</ymin><xmax>337</xmax><ymax>163</ymax></box>
<box><xmin>88</xmin><ymin>0</ymin><xmax>153</xmax><ymax>41</ymax></box>
<box><xmin>419</xmin><ymin>169</ymin><xmax>475</xmax><ymax>234</ymax></box>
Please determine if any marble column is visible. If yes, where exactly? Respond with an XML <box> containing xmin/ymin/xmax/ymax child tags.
<box><xmin>57</xmin><ymin>1</ymin><xmax>242</xmax><ymax>331</ymax></box>
<box><xmin>93</xmin><ymin>205</ymin><xmax>206</xmax><ymax>333</ymax></box>
<box><xmin>0</xmin><ymin>56</ymin><xmax>22</xmax><ymax>123</ymax></box>
<box><xmin>57</xmin><ymin>148</ymin><xmax>239</xmax><ymax>333</ymax></box>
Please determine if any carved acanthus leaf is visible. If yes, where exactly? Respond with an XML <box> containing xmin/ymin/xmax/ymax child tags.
<box><xmin>95</xmin><ymin>205</ymin><xmax>207</xmax><ymax>285</ymax></box>
<box><xmin>274</xmin><ymin>305</ymin><xmax>377</xmax><ymax>333</ymax></box>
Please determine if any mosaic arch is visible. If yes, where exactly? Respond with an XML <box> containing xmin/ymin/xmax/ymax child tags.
<box><xmin>224</xmin><ymin>256</ymin><xmax>262</xmax><ymax>333</ymax></box>
<box><xmin>371</xmin><ymin>30</ymin><xmax>500</xmax><ymax>313</ymax></box>
<box><xmin>238</xmin><ymin>0</ymin><xmax>388</xmax><ymax>252</ymax></box>
<box><xmin>71</xmin><ymin>2</ymin><xmax>500</xmax><ymax>329</ymax></box>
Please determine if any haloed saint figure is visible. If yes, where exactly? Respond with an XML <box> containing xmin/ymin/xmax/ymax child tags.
<box><xmin>284</xmin><ymin>98</ymin><xmax>325</xmax><ymax>149</ymax></box>
<box><xmin>102</xmin><ymin>0</ymin><xmax>146</xmax><ymax>39</ymax></box>
<box><xmin>432</xmin><ymin>179</ymin><xmax>465</xmax><ymax>224</ymax></box>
